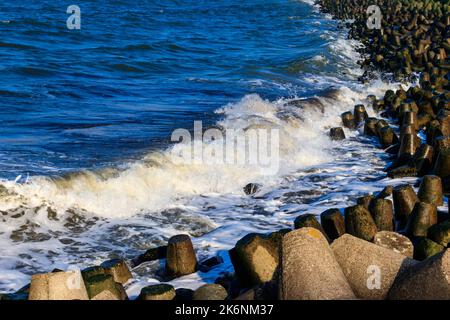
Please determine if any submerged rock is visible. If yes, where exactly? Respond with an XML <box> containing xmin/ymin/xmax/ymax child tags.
<box><xmin>243</xmin><ymin>183</ymin><xmax>261</xmax><ymax>196</ymax></box>
<box><xmin>199</xmin><ymin>255</ymin><xmax>224</xmax><ymax>272</ymax></box>
<box><xmin>329</xmin><ymin>127</ymin><xmax>346</xmax><ymax>140</ymax></box>
<box><xmin>341</xmin><ymin>111</ymin><xmax>356</xmax><ymax>129</ymax></box>
<box><xmin>131</xmin><ymin>246</ymin><xmax>167</xmax><ymax>267</ymax></box>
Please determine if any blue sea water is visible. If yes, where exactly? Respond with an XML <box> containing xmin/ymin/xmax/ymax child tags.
<box><xmin>0</xmin><ymin>0</ymin><xmax>347</xmax><ymax>178</ymax></box>
<box><xmin>0</xmin><ymin>0</ymin><xmax>409</xmax><ymax>294</ymax></box>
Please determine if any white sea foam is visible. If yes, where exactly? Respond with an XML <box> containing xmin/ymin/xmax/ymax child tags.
<box><xmin>0</xmin><ymin>79</ymin><xmax>396</xmax><ymax>221</ymax></box>
<box><xmin>298</xmin><ymin>0</ymin><xmax>320</xmax><ymax>9</ymax></box>
<box><xmin>0</xmin><ymin>92</ymin><xmax>336</xmax><ymax>219</ymax></box>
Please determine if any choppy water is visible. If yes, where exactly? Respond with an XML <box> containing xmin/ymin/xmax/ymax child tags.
<box><xmin>0</xmin><ymin>0</ymin><xmax>437</xmax><ymax>295</ymax></box>
<box><xmin>0</xmin><ymin>0</ymin><xmax>348</xmax><ymax>178</ymax></box>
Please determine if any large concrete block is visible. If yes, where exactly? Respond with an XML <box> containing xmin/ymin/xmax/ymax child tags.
<box><xmin>331</xmin><ymin>234</ymin><xmax>417</xmax><ymax>300</ymax></box>
<box><xmin>279</xmin><ymin>228</ymin><xmax>355</xmax><ymax>300</ymax></box>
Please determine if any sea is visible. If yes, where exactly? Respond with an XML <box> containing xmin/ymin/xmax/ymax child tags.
<box><xmin>0</xmin><ymin>0</ymin><xmax>429</xmax><ymax>296</ymax></box>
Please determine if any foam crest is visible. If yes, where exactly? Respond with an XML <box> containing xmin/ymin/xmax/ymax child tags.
<box><xmin>0</xmin><ymin>89</ymin><xmax>365</xmax><ymax>218</ymax></box>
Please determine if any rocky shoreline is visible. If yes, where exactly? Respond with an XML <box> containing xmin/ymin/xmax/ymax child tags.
<box><xmin>1</xmin><ymin>0</ymin><xmax>450</xmax><ymax>300</ymax></box>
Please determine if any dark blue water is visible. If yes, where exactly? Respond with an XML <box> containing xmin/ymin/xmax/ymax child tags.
<box><xmin>0</xmin><ymin>0</ymin><xmax>340</xmax><ymax>178</ymax></box>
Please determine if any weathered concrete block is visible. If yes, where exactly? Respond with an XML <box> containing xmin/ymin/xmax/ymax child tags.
<box><xmin>388</xmin><ymin>250</ymin><xmax>450</xmax><ymax>300</ymax></box>
<box><xmin>428</xmin><ymin>220</ymin><xmax>450</xmax><ymax>247</ymax></box>
<box><xmin>229</xmin><ymin>230</ymin><xmax>287</xmax><ymax>288</ymax></box>
<box><xmin>332</xmin><ymin>234</ymin><xmax>417</xmax><ymax>300</ymax></box>
<box><xmin>329</xmin><ymin>127</ymin><xmax>346</xmax><ymax>140</ymax></box>
<box><xmin>376</xmin><ymin>186</ymin><xmax>393</xmax><ymax>199</ymax></box>
<box><xmin>29</xmin><ymin>270</ymin><xmax>89</xmax><ymax>300</ymax></box>
<box><xmin>434</xmin><ymin>148</ymin><xmax>450</xmax><ymax>179</ymax></box>
<box><xmin>101</xmin><ymin>259</ymin><xmax>133</xmax><ymax>284</ymax></box>
<box><xmin>320</xmin><ymin>208</ymin><xmax>345</xmax><ymax>241</ymax></box>
<box><xmin>193</xmin><ymin>284</ymin><xmax>228</xmax><ymax>300</ymax></box>
<box><xmin>393</xmin><ymin>184</ymin><xmax>419</xmax><ymax>229</ymax></box>
<box><xmin>357</xmin><ymin>195</ymin><xmax>375</xmax><ymax>210</ymax></box>
<box><xmin>369</xmin><ymin>199</ymin><xmax>394</xmax><ymax>231</ymax></box>
<box><xmin>279</xmin><ymin>228</ymin><xmax>355</xmax><ymax>300</ymax></box>
<box><xmin>84</xmin><ymin>274</ymin><xmax>125</xmax><ymax>300</ymax></box>
<box><xmin>414</xmin><ymin>238</ymin><xmax>445</xmax><ymax>261</ymax></box>
<box><xmin>341</xmin><ymin>111</ymin><xmax>355</xmax><ymax>129</ymax></box>
<box><xmin>165</xmin><ymin>234</ymin><xmax>198</xmax><ymax>278</ymax></box>
<box><xmin>294</xmin><ymin>214</ymin><xmax>329</xmax><ymax>241</ymax></box>
<box><xmin>345</xmin><ymin>205</ymin><xmax>378</xmax><ymax>242</ymax></box>
<box><xmin>373</xmin><ymin>231</ymin><xmax>414</xmax><ymax>258</ymax></box>
<box><xmin>405</xmin><ymin>202</ymin><xmax>438</xmax><ymax>238</ymax></box>
<box><xmin>137</xmin><ymin>284</ymin><xmax>175</xmax><ymax>300</ymax></box>
<box><xmin>131</xmin><ymin>246</ymin><xmax>167</xmax><ymax>267</ymax></box>
<box><xmin>417</xmin><ymin>175</ymin><xmax>444</xmax><ymax>206</ymax></box>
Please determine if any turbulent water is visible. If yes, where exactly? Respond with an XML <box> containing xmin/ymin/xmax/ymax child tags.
<box><xmin>0</xmin><ymin>0</ymin><xmax>426</xmax><ymax>295</ymax></box>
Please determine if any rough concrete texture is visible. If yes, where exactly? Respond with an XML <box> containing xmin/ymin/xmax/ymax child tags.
<box><xmin>91</xmin><ymin>290</ymin><xmax>120</xmax><ymax>300</ymax></box>
<box><xmin>279</xmin><ymin>228</ymin><xmax>355</xmax><ymax>300</ymax></box>
<box><xmin>193</xmin><ymin>284</ymin><xmax>228</xmax><ymax>300</ymax></box>
<box><xmin>373</xmin><ymin>231</ymin><xmax>414</xmax><ymax>258</ymax></box>
<box><xmin>320</xmin><ymin>209</ymin><xmax>345</xmax><ymax>241</ymax></box>
<box><xmin>165</xmin><ymin>234</ymin><xmax>198</xmax><ymax>277</ymax></box>
<box><xmin>229</xmin><ymin>231</ymin><xmax>286</xmax><ymax>287</ymax></box>
<box><xmin>389</xmin><ymin>250</ymin><xmax>450</xmax><ymax>300</ymax></box>
<box><xmin>100</xmin><ymin>259</ymin><xmax>133</xmax><ymax>284</ymax></box>
<box><xmin>331</xmin><ymin>234</ymin><xmax>417</xmax><ymax>300</ymax></box>
<box><xmin>345</xmin><ymin>205</ymin><xmax>378</xmax><ymax>242</ymax></box>
<box><xmin>138</xmin><ymin>284</ymin><xmax>176</xmax><ymax>300</ymax></box>
<box><xmin>29</xmin><ymin>270</ymin><xmax>89</xmax><ymax>300</ymax></box>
